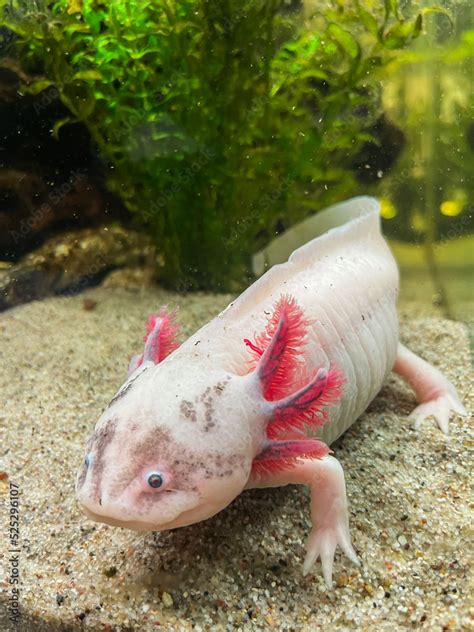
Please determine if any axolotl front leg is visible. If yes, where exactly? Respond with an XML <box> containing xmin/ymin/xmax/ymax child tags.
<box><xmin>242</xmin><ymin>340</ymin><xmax>467</xmax><ymax>588</ymax></box>
<box><xmin>241</xmin><ymin>296</ymin><xmax>357</xmax><ymax>587</ymax></box>
<box><xmin>246</xmin><ymin>452</ymin><xmax>359</xmax><ymax>587</ymax></box>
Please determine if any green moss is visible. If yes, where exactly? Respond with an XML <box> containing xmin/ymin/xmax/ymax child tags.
<box><xmin>1</xmin><ymin>0</ymin><xmax>431</xmax><ymax>290</ymax></box>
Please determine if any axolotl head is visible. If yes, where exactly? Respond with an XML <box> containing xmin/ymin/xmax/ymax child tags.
<box><xmin>76</xmin><ymin>359</ymin><xmax>259</xmax><ymax>531</ymax></box>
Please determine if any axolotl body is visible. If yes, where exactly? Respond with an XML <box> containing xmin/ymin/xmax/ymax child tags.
<box><xmin>76</xmin><ymin>196</ymin><xmax>466</xmax><ymax>586</ymax></box>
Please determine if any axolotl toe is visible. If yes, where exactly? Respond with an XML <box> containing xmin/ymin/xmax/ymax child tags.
<box><xmin>76</xmin><ymin>196</ymin><xmax>467</xmax><ymax>587</ymax></box>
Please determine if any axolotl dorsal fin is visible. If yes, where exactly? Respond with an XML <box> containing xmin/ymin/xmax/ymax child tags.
<box><xmin>128</xmin><ymin>306</ymin><xmax>181</xmax><ymax>376</ymax></box>
<box><xmin>245</xmin><ymin>295</ymin><xmax>344</xmax><ymax>450</ymax></box>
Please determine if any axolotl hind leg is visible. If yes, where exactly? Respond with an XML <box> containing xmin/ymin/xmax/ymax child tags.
<box><xmin>246</xmin><ymin>451</ymin><xmax>359</xmax><ymax>588</ymax></box>
<box><xmin>393</xmin><ymin>343</ymin><xmax>467</xmax><ymax>434</ymax></box>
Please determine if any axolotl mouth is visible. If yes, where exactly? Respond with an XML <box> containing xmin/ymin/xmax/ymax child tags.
<box><xmin>76</xmin><ymin>471</ymin><xmax>252</xmax><ymax>531</ymax></box>
<box><xmin>77</xmin><ymin>493</ymin><xmax>220</xmax><ymax>532</ymax></box>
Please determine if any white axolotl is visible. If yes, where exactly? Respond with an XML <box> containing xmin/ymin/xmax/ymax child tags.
<box><xmin>76</xmin><ymin>196</ymin><xmax>467</xmax><ymax>586</ymax></box>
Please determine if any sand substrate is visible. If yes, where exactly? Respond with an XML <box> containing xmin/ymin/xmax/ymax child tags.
<box><xmin>0</xmin><ymin>285</ymin><xmax>472</xmax><ymax>631</ymax></box>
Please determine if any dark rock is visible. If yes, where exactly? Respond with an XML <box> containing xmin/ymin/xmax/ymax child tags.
<box><xmin>0</xmin><ymin>225</ymin><xmax>155</xmax><ymax>310</ymax></box>
<box><xmin>0</xmin><ymin>168</ymin><xmax>107</xmax><ymax>258</ymax></box>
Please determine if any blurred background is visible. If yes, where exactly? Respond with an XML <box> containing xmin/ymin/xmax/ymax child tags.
<box><xmin>377</xmin><ymin>0</ymin><xmax>473</xmax><ymax>330</ymax></box>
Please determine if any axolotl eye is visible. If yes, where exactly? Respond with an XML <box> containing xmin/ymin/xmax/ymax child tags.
<box><xmin>84</xmin><ymin>454</ymin><xmax>92</xmax><ymax>468</ymax></box>
<box><xmin>147</xmin><ymin>471</ymin><xmax>164</xmax><ymax>489</ymax></box>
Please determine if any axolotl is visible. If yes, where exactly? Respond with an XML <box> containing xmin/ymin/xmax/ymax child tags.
<box><xmin>76</xmin><ymin>196</ymin><xmax>466</xmax><ymax>586</ymax></box>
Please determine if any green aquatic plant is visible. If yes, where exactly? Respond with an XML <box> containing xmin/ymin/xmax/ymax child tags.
<box><xmin>0</xmin><ymin>0</ymin><xmax>432</xmax><ymax>290</ymax></box>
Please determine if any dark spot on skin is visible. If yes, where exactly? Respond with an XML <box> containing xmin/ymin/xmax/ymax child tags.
<box><xmin>194</xmin><ymin>340</ymin><xmax>201</xmax><ymax>346</ymax></box>
<box><xmin>76</xmin><ymin>460</ymin><xmax>88</xmax><ymax>490</ymax></box>
<box><xmin>199</xmin><ymin>387</ymin><xmax>212</xmax><ymax>402</ymax></box>
<box><xmin>124</xmin><ymin>428</ymin><xmax>246</xmax><ymax>495</ymax></box>
<box><xmin>181</xmin><ymin>380</ymin><xmax>230</xmax><ymax>431</ymax></box>
<box><xmin>226</xmin><ymin>454</ymin><xmax>246</xmax><ymax>469</ymax></box>
<box><xmin>123</xmin><ymin>428</ymin><xmax>176</xmax><ymax>490</ymax></box>
<box><xmin>90</xmin><ymin>417</ymin><xmax>118</xmax><ymax>499</ymax></box>
<box><xmin>180</xmin><ymin>400</ymin><xmax>197</xmax><ymax>422</ymax></box>
<box><xmin>213</xmin><ymin>382</ymin><xmax>225</xmax><ymax>395</ymax></box>
<box><xmin>107</xmin><ymin>367</ymin><xmax>149</xmax><ymax>408</ymax></box>
<box><xmin>107</xmin><ymin>381</ymin><xmax>134</xmax><ymax>408</ymax></box>
<box><xmin>77</xmin><ymin>431</ymin><xmax>98</xmax><ymax>490</ymax></box>
<box><xmin>361</xmin><ymin>314</ymin><xmax>365</xmax><ymax>321</ymax></box>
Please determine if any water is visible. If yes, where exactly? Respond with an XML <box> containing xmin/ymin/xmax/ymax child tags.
<box><xmin>0</xmin><ymin>2</ymin><xmax>472</xmax><ymax>630</ymax></box>
<box><xmin>0</xmin><ymin>1</ymin><xmax>471</xmax><ymax>315</ymax></box>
